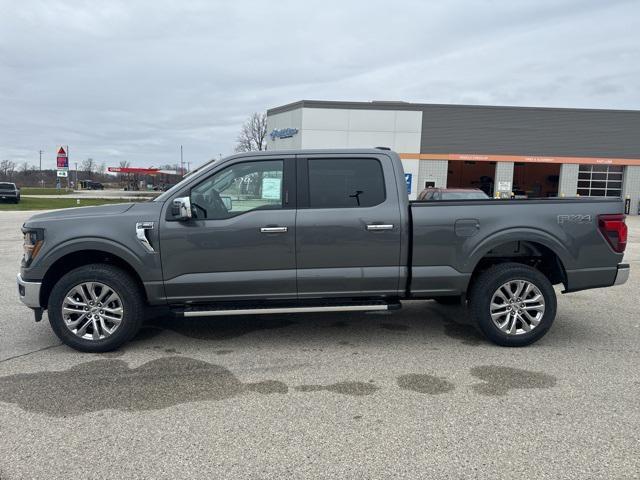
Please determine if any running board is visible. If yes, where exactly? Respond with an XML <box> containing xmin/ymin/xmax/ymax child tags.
<box><xmin>179</xmin><ymin>303</ymin><xmax>397</xmax><ymax>318</ymax></box>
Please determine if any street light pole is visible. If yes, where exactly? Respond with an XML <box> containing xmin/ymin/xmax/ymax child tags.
<box><xmin>39</xmin><ymin>150</ymin><xmax>43</xmax><ymax>171</ymax></box>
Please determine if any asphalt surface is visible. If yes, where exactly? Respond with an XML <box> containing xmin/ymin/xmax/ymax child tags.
<box><xmin>0</xmin><ymin>211</ymin><xmax>638</xmax><ymax>479</ymax></box>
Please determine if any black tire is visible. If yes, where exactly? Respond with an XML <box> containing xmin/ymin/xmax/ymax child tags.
<box><xmin>48</xmin><ymin>264</ymin><xmax>145</xmax><ymax>352</ymax></box>
<box><xmin>432</xmin><ymin>295</ymin><xmax>463</xmax><ymax>305</ymax></box>
<box><xmin>469</xmin><ymin>262</ymin><xmax>556</xmax><ymax>347</ymax></box>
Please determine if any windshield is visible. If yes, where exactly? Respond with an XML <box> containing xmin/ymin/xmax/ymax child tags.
<box><xmin>154</xmin><ymin>159</ymin><xmax>218</xmax><ymax>202</ymax></box>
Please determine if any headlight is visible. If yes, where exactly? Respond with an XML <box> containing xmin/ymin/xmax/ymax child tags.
<box><xmin>22</xmin><ymin>228</ymin><xmax>44</xmax><ymax>267</ymax></box>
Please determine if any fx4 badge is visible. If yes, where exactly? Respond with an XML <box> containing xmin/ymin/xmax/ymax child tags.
<box><xmin>558</xmin><ymin>214</ymin><xmax>592</xmax><ymax>225</ymax></box>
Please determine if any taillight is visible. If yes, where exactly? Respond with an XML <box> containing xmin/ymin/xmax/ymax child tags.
<box><xmin>598</xmin><ymin>214</ymin><xmax>627</xmax><ymax>253</ymax></box>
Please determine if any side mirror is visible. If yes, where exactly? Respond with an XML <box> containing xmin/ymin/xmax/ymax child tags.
<box><xmin>172</xmin><ymin>196</ymin><xmax>192</xmax><ymax>220</ymax></box>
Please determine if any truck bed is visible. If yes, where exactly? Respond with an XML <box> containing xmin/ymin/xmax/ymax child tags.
<box><xmin>408</xmin><ymin>197</ymin><xmax>625</xmax><ymax>296</ymax></box>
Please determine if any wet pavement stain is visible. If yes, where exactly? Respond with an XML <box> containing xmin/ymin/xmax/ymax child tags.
<box><xmin>295</xmin><ymin>382</ymin><xmax>380</xmax><ymax>396</ymax></box>
<box><xmin>0</xmin><ymin>357</ymin><xmax>286</xmax><ymax>417</ymax></box>
<box><xmin>380</xmin><ymin>323</ymin><xmax>410</xmax><ymax>331</ymax></box>
<box><xmin>443</xmin><ymin>321</ymin><xmax>483</xmax><ymax>346</ymax></box>
<box><xmin>397</xmin><ymin>374</ymin><xmax>455</xmax><ymax>394</ymax></box>
<box><xmin>153</xmin><ymin>346</ymin><xmax>181</xmax><ymax>354</ymax></box>
<box><xmin>470</xmin><ymin>365</ymin><xmax>557</xmax><ymax>396</ymax></box>
<box><xmin>434</xmin><ymin>309</ymin><xmax>483</xmax><ymax>346</ymax></box>
<box><xmin>150</xmin><ymin>316</ymin><xmax>297</xmax><ymax>340</ymax></box>
<box><xmin>246</xmin><ymin>380</ymin><xmax>288</xmax><ymax>394</ymax></box>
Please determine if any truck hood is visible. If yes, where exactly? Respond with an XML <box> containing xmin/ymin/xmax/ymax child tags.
<box><xmin>25</xmin><ymin>203</ymin><xmax>136</xmax><ymax>223</ymax></box>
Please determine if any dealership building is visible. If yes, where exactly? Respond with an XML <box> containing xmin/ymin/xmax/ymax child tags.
<box><xmin>266</xmin><ymin>100</ymin><xmax>640</xmax><ymax>214</ymax></box>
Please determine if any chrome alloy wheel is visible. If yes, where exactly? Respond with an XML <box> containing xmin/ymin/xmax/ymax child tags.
<box><xmin>61</xmin><ymin>282</ymin><xmax>124</xmax><ymax>340</ymax></box>
<box><xmin>490</xmin><ymin>280</ymin><xmax>545</xmax><ymax>336</ymax></box>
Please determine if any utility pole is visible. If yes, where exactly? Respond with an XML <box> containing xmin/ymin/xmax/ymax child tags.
<box><xmin>180</xmin><ymin>145</ymin><xmax>184</xmax><ymax>177</ymax></box>
<box><xmin>75</xmin><ymin>162</ymin><xmax>78</xmax><ymax>189</ymax></box>
<box><xmin>66</xmin><ymin>145</ymin><xmax>70</xmax><ymax>190</ymax></box>
<box><xmin>39</xmin><ymin>150</ymin><xmax>43</xmax><ymax>171</ymax></box>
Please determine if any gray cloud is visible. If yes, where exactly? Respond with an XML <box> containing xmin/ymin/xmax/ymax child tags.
<box><xmin>0</xmin><ymin>0</ymin><xmax>638</xmax><ymax>169</ymax></box>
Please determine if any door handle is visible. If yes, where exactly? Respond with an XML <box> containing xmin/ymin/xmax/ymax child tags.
<box><xmin>260</xmin><ymin>226</ymin><xmax>288</xmax><ymax>233</ymax></box>
<box><xmin>366</xmin><ymin>224</ymin><xmax>394</xmax><ymax>231</ymax></box>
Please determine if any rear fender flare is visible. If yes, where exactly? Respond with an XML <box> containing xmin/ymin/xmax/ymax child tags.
<box><xmin>464</xmin><ymin>228</ymin><xmax>574</xmax><ymax>274</ymax></box>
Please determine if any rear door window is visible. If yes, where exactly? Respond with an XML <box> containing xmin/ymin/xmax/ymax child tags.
<box><xmin>308</xmin><ymin>158</ymin><xmax>385</xmax><ymax>208</ymax></box>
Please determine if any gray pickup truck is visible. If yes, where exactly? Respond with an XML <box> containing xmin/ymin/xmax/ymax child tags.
<box><xmin>17</xmin><ymin>149</ymin><xmax>629</xmax><ymax>352</ymax></box>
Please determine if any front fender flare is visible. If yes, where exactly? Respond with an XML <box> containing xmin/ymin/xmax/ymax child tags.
<box><xmin>33</xmin><ymin>237</ymin><xmax>155</xmax><ymax>283</ymax></box>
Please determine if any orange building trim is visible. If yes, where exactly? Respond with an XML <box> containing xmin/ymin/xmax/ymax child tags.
<box><xmin>400</xmin><ymin>152</ymin><xmax>640</xmax><ymax>166</ymax></box>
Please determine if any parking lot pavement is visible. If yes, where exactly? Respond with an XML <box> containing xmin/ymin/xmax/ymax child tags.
<box><xmin>1</xmin><ymin>211</ymin><xmax>639</xmax><ymax>479</ymax></box>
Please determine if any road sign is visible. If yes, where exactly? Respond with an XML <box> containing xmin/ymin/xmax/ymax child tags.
<box><xmin>57</xmin><ymin>170</ymin><xmax>68</xmax><ymax>177</ymax></box>
<box><xmin>56</xmin><ymin>146</ymin><xmax>69</xmax><ymax>170</ymax></box>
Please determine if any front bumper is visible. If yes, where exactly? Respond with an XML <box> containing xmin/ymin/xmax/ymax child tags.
<box><xmin>17</xmin><ymin>273</ymin><xmax>42</xmax><ymax>308</ymax></box>
<box><xmin>613</xmin><ymin>263</ymin><xmax>630</xmax><ymax>286</ymax></box>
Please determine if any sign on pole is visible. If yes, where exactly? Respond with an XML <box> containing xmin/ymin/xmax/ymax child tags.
<box><xmin>57</xmin><ymin>170</ymin><xmax>68</xmax><ymax>177</ymax></box>
<box><xmin>56</xmin><ymin>146</ymin><xmax>69</xmax><ymax>170</ymax></box>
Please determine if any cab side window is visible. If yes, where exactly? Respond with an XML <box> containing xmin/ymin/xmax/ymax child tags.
<box><xmin>308</xmin><ymin>158</ymin><xmax>385</xmax><ymax>208</ymax></box>
<box><xmin>191</xmin><ymin>160</ymin><xmax>283</xmax><ymax>219</ymax></box>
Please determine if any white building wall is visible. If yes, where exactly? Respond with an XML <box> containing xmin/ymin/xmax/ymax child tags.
<box><xmin>558</xmin><ymin>164</ymin><xmax>579</xmax><ymax>196</ymax></box>
<box><xmin>265</xmin><ymin>109</ymin><xmax>303</xmax><ymax>150</ymax></box>
<box><xmin>267</xmin><ymin>106</ymin><xmax>424</xmax><ymax>198</ymax></box>
<box><xmin>418</xmin><ymin>160</ymin><xmax>448</xmax><ymax>189</ymax></box>
<box><xmin>622</xmin><ymin>165</ymin><xmax>640</xmax><ymax>215</ymax></box>
<box><xmin>298</xmin><ymin>108</ymin><xmax>422</xmax><ymax>152</ymax></box>
<box><xmin>494</xmin><ymin>162</ymin><xmax>515</xmax><ymax>197</ymax></box>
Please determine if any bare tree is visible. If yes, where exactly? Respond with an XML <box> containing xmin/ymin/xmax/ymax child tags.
<box><xmin>234</xmin><ymin>112</ymin><xmax>267</xmax><ymax>152</ymax></box>
<box><xmin>0</xmin><ymin>159</ymin><xmax>16</xmax><ymax>179</ymax></box>
<box><xmin>81</xmin><ymin>158</ymin><xmax>95</xmax><ymax>178</ymax></box>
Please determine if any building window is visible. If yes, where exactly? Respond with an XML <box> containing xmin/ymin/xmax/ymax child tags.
<box><xmin>577</xmin><ymin>165</ymin><xmax>623</xmax><ymax>197</ymax></box>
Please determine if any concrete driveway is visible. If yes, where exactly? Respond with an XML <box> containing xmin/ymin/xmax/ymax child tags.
<box><xmin>0</xmin><ymin>211</ymin><xmax>638</xmax><ymax>479</ymax></box>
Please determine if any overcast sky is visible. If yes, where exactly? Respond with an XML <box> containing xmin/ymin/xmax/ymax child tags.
<box><xmin>1</xmin><ymin>0</ymin><xmax>638</xmax><ymax>170</ymax></box>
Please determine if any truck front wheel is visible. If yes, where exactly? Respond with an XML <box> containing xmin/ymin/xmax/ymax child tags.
<box><xmin>47</xmin><ymin>264</ymin><xmax>145</xmax><ymax>352</ymax></box>
<box><xmin>469</xmin><ymin>262</ymin><xmax>557</xmax><ymax>347</ymax></box>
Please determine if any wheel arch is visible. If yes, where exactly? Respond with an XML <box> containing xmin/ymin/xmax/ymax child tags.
<box><xmin>465</xmin><ymin>230</ymin><xmax>571</xmax><ymax>296</ymax></box>
<box><xmin>39</xmin><ymin>247</ymin><xmax>147</xmax><ymax>308</ymax></box>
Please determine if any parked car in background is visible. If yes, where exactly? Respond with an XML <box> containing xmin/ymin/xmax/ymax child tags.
<box><xmin>0</xmin><ymin>182</ymin><xmax>20</xmax><ymax>203</ymax></box>
<box><xmin>417</xmin><ymin>187</ymin><xmax>489</xmax><ymax>201</ymax></box>
<box><xmin>79</xmin><ymin>180</ymin><xmax>104</xmax><ymax>190</ymax></box>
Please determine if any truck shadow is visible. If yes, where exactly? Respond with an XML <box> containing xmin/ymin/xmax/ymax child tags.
<box><xmin>132</xmin><ymin>301</ymin><xmax>486</xmax><ymax>348</ymax></box>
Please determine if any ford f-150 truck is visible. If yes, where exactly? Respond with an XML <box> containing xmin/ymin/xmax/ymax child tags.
<box><xmin>17</xmin><ymin>149</ymin><xmax>630</xmax><ymax>352</ymax></box>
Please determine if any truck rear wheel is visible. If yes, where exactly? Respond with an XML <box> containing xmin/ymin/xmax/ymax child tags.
<box><xmin>469</xmin><ymin>262</ymin><xmax>556</xmax><ymax>347</ymax></box>
<box><xmin>47</xmin><ymin>264</ymin><xmax>145</xmax><ymax>352</ymax></box>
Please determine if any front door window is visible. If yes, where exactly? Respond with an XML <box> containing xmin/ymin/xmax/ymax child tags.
<box><xmin>190</xmin><ymin>160</ymin><xmax>284</xmax><ymax>220</ymax></box>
